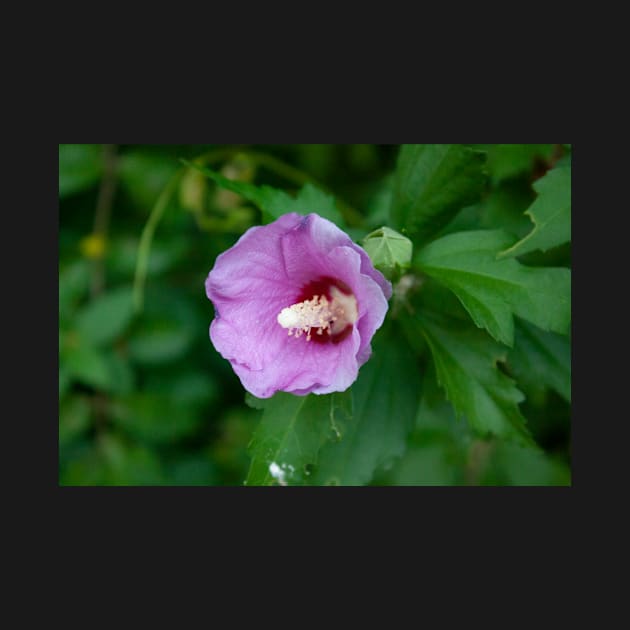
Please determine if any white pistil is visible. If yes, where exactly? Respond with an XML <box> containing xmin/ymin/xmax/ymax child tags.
<box><xmin>277</xmin><ymin>286</ymin><xmax>358</xmax><ymax>341</ymax></box>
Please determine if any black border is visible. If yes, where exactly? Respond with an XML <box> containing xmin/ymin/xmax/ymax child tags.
<box><xmin>49</xmin><ymin>138</ymin><xmax>578</xmax><ymax>554</ymax></box>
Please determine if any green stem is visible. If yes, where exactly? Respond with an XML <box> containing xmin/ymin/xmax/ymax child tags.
<box><xmin>132</xmin><ymin>146</ymin><xmax>366</xmax><ymax>313</ymax></box>
<box><xmin>132</xmin><ymin>169</ymin><xmax>183</xmax><ymax>313</ymax></box>
<box><xmin>132</xmin><ymin>148</ymin><xmax>245</xmax><ymax>313</ymax></box>
<box><xmin>243</xmin><ymin>150</ymin><xmax>314</xmax><ymax>188</ymax></box>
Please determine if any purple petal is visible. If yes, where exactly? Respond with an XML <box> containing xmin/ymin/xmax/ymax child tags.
<box><xmin>205</xmin><ymin>212</ymin><xmax>391</xmax><ymax>397</ymax></box>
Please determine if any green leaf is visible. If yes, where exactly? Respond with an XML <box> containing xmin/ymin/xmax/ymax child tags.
<box><xmin>59</xmin><ymin>395</ymin><xmax>92</xmax><ymax>448</ymax></box>
<box><xmin>386</xmin><ymin>396</ymin><xmax>469</xmax><ymax>486</ymax></box>
<box><xmin>309</xmin><ymin>332</ymin><xmax>421</xmax><ymax>486</ymax></box>
<box><xmin>107</xmin><ymin>236</ymin><xmax>187</xmax><ymax>278</ymax></box>
<box><xmin>365</xmin><ymin>176</ymin><xmax>394</xmax><ymax>229</ymax></box>
<box><xmin>59</xmin><ymin>144</ymin><xmax>103</xmax><ymax>198</ymax></box>
<box><xmin>292</xmin><ymin>183</ymin><xmax>345</xmax><ymax>226</ymax></box>
<box><xmin>485</xmin><ymin>144</ymin><xmax>555</xmax><ymax>183</ymax></box>
<box><xmin>480</xmin><ymin>443</ymin><xmax>570</xmax><ymax>486</ymax></box>
<box><xmin>160</xmin><ymin>372</ymin><xmax>218</xmax><ymax>406</ymax></box>
<box><xmin>416</xmin><ymin>229</ymin><xmax>571</xmax><ymax>346</ymax></box>
<box><xmin>478</xmin><ymin>180</ymin><xmax>536</xmax><ymax>237</ymax></box>
<box><xmin>183</xmin><ymin>161</ymin><xmax>346</xmax><ymax>227</ymax></box>
<box><xmin>415</xmin><ymin>366</ymin><xmax>474</xmax><ymax>443</ymax></box>
<box><xmin>167</xmin><ymin>455</ymin><xmax>218</xmax><ymax>486</ymax></box>
<box><xmin>119</xmin><ymin>150</ymin><xmax>179</xmax><ymax>209</ymax></box>
<box><xmin>101</xmin><ymin>351</ymin><xmax>136</xmax><ymax>395</ymax></box>
<box><xmin>415</xmin><ymin>311</ymin><xmax>534</xmax><ymax>446</ymax></box>
<box><xmin>362</xmin><ymin>226</ymin><xmax>412</xmax><ymax>280</ymax></box>
<box><xmin>62</xmin><ymin>343</ymin><xmax>113</xmax><ymax>391</ymax></box>
<box><xmin>244</xmin><ymin>392</ymin><xmax>267</xmax><ymax>410</ymax></box>
<box><xmin>509</xmin><ymin>319</ymin><xmax>571</xmax><ymax>402</ymax></box>
<box><xmin>110</xmin><ymin>393</ymin><xmax>202</xmax><ymax>444</ymax></box>
<box><xmin>390</xmin><ymin>144</ymin><xmax>487</xmax><ymax>245</ymax></box>
<box><xmin>60</xmin><ymin>443</ymin><xmax>109</xmax><ymax>485</ymax></box>
<box><xmin>297</xmin><ymin>144</ymin><xmax>336</xmax><ymax>179</ymax></box>
<box><xmin>75</xmin><ymin>287</ymin><xmax>134</xmax><ymax>347</ymax></box>
<box><xmin>98</xmin><ymin>433</ymin><xmax>165</xmax><ymax>485</ymax></box>
<box><xmin>385</xmin><ymin>443</ymin><xmax>460</xmax><ymax>486</ymax></box>
<box><xmin>127</xmin><ymin>320</ymin><xmax>193</xmax><ymax>364</ymax></box>
<box><xmin>245</xmin><ymin>391</ymin><xmax>352</xmax><ymax>486</ymax></box>
<box><xmin>499</xmin><ymin>164</ymin><xmax>571</xmax><ymax>258</ymax></box>
<box><xmin>61</xmin><ymin>340</ymin><xmax>135</xmax><ymax>395</ymax></box>
<box><xmin>59</xmin><ymin>367</ymin><xmax>71</xmax><ymax>399</ymax></box>
<box><xmin>128</xmin><ymin>289</ymin><xmax>200</xmax><ymax>365</ymax></box>
<box><xmin>375</xmin><ymin>369</ymin><xmax>470</xmax><ymax>486</ymax></box>
<box><xmin>59</xmin><ymin>260</ymin><xmax>90</xmax><ymax>320</ymax></box>
<box><xmin>142</xmin><ymin>370</ymin><xmax>219</xmax><ymax>408</ymax></box>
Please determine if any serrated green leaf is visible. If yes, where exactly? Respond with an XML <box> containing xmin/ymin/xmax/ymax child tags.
<box><xmin>292</xmin><ymin>183</ymin><xmax>345</xmax><ymax>226</ymax></box>
<box><xmin>499</xmin><ymin>164</ymin><xmax>571</xmax><ymax>258</ymax></box>
<box><xmin>416</xmin><ymin>311</ymin><xmax>534</xmax><ymax>446</ymax></box>
<box><xmin>309</xmin><ymin>332</ymin><xmax>421</xmax><ymax>486</ymax></box>
<box><xmin>390</xmin><ymin>144</ymin><xmax>487</xmax><ymax>245</ymax></box>
<box><xmin>245</xmin><ymin>391</ymin><xmax>352</xmax><ymax>486</ymax></box>
<box><xmin>390</xmin><ymin>372</ymin><xmax>472</xmax><ymax>486</ymax></box>
<box><xmin>478</xmin><ymin>180</ymin><xmax>535</xmax><ymax>237</ymax></box>
<box><xmin>374</xmin><ymin>369</ymin><xmax>470</xmax><ymax>486</ymax></box>
<box><xmin>183</xmin><ymin>161</ymin><xmax>345</xmax><ymax>227</ymax></box>
<box><xmin>416</xmin><ymin>229</ymin><xmax>571</xmax><ymax>346</ymax></box>
<box><xmin>59</xmin><ymin>144</ymin><xmax>103</xmax><ymax>198</ymax></box>
<box><xmin>362</xmin><ymin>226</ymin><xmax>412</xmax><ymax>280</ymax></box>
<box><xmin>509</xmin><ymin>319</ymin><xmax>571</xmax><ymax>402</ymax></box>
<box><xmin>415</xmin><ymin>367</ymin><xmax>473</xmax><ymax>443</ymax></box>
<box><xmin>75</xmin><ymin>287</ymin><xmax>134</xmax><ymax>348</ymax></box>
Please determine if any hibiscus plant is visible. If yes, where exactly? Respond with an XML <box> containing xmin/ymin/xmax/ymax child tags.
<box><xmin>59</xmin><ymin>144</ymin><xmax>571</xmax><ymax>486</ymax></box>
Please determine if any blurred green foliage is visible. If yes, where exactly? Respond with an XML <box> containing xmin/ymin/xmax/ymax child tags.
<box><xmin>59</xmin><ymin>144</ymin><xmax>570</xmax><ymax>485</ymax></box>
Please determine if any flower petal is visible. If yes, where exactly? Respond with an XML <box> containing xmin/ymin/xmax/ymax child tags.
<box><xmin>205</xmin><ymin>212</ymin><xmax>391</xmax><ymax>397</ymax></box>
<box><xmin>229</xmin><ymin>325</ymin><xmax>361</xmax><ymax>398</ymax></box>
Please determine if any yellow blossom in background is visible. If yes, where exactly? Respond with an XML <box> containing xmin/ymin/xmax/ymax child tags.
<box><xmin>80</xmin><ymin>233</ymin><xmax>107</xmax><ymax>259</ymax></box>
